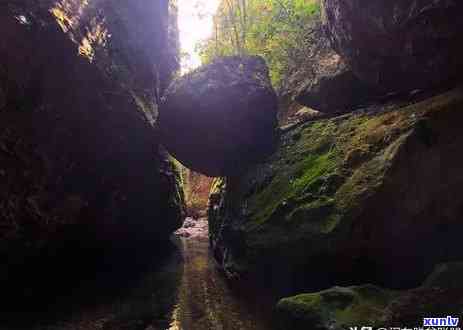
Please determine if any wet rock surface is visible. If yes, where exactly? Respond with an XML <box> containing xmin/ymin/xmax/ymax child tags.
<box><xmin>160</xmin><ymin>56</ymin><xmax>279</xmax><ymax>177</ymax></box>
<box><xmin>174</xmin><ymin>217</ymin><xmax>208</xmax><ymax>238</ymax></box>
<box><xmin>322</xmin><ymin>0</ymin><xmax>463</xmax><ymax>93</ymax></box>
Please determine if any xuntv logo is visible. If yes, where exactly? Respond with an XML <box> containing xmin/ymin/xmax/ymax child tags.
<box><xmin>424</xmin><ymin>316</ymin><xmax>460</xmax><ymax>327</ymax></box>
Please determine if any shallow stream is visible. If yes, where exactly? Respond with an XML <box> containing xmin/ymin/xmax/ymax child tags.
<box><xmin>168</xmin><ymin>217</ymin><xmax>272</xmax><ymax>330</ymax></box>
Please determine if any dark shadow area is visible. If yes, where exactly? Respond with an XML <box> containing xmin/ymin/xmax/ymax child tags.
<box><xmin>2</xmin><ymin>237</ymin><xmax>182</xmax><ymax>329</ymax></box>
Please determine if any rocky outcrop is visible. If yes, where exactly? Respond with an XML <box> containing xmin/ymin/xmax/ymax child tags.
<box><xmin>382</xmin><ymin>262</ymin><xmax>463</xmax><ymax>327</ymax></box>
<box><xmin>160</xmin><ymin>56</ymin><xmax>278</xmax><ymax>177</ymax></box>
<box><xmin>322</xmin><ymin>0</ymin><xmax>463</xmax><ymax>93</ymax></box>
<box><xmin>276</xmin><ymin>262</ymin><xmax>463</xmax><ymax>330</ymax></box>
<box><xmin>0</xmin><ymin>0</ymin><xmax>183</xmax><ymax>312</ymax></box>
<box><xmin>209</xmin><ymin>87</ymin><xmax>463</xmax><ymax>294</ymax></box>
<box><xmin>279</xmin><ymin>14</ymin><xmax>379</xmax><ymax>118</ymax></box>
<box><xmin>294</xmin><ymin>50</ymin><xmax>377</xmax><ymax>114</ymax></box>
<box><xmin>277</xmin><ymin>285</ymin><xmax>397</xmax><ymax>330</ymax></box>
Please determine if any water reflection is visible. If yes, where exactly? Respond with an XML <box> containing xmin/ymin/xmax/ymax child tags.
<box><xmin>168</xmin><ymin>217</ymin><xmax>272</xmax><ymax>330</ymax></box>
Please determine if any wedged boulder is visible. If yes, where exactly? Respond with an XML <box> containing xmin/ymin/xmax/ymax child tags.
<box><xmin>0</xmin><ymin>0</ymin><xmax>184</xmax><ymax>314</ymax></box>
<box><xmin>295</xmin><ymin>51</ymin><xmax>376</xmax><ymax>113</ymax></box>
<box><xmin>209</xmin><ymin>87</ymin><xmax>463</xmax><ymax>293</ymax></box>
<box><xmin>160</xmin><ymin>56</ymin><xmax>278</xmax><ymax>177</ymax></box>
<box><xmin>322</xmin><ymin>0</ymin><xmax>463</xmax><ymax>93</ymax></box>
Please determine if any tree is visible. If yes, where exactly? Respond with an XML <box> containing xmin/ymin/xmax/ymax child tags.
<box><xmin>197</xmin><ymin>0</ymin><xmax>321</xmax><ymax>87</ymax></box>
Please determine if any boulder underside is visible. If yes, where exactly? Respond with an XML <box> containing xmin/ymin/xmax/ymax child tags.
<box><xmin>160</xmin><ymin>56</ymin><xmax>278</xmax><ymax>177</ymax></box>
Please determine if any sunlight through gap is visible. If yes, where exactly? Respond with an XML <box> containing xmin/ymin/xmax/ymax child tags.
<box><xmin>177</xmin><ymin>0</ymin><xmax>220</xmax><ymax>74</ymax></box>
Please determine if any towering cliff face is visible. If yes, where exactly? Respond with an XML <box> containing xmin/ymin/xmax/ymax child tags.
<box><xmin>0</xmin><ymin>0</ymin><xmax>184</xmax><ymax>309</ymax></box>
<box><xmin>322</xmin><ymin>0</ymin><xmax>463</xmax><ymax>93</ymax></box>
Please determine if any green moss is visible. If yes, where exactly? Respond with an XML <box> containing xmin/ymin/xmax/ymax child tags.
<box><xmin>246</xmin><ymin>118</ymin><xmax>344</xmax><ymax>229</ymax></box>
<box><xmin>168</xmin><ymin>157</ymin><xmax>186</xmax><ymax>213</ymax></box>
<box><xmin>277</xmin><ymin>285</ymin><xmax>398</xmax><ymax>330</ymax></box>
<box><xmin>292</xmin><ymin>152</ymin><xmax>337</xmax><ymax>192</ymax></box>
<box><xmin>213</xmin><ymin>87</ymin><xmax>463</xmax><ymax>276</ymax></box>
<box><xmin>244</xmin><ymin>97</ymin><xmax>432</xmax><ymax>232</ymax></box>
<box><xmin>335</xmin><ymin>285</ymin><xmax>397</xmax><ymax>327</ymax></box>
<box><xmin>248</xmin><ymin>151</ymin><xmax>338</xmax><ymax>227</ymax></box>
<box><xmin>210</xmin><ymin>177</ymin><xmax>225</xmax><ymax>196</ymax></box>
<box><xmin>208</xmin><ymin>177</ymin><xmax>226</xmax><ymax>240</ymax></box>
<box><xmin>278</xmin><ymin>292</ymin><xmax>323</xmax><ymax>317</ymax></box>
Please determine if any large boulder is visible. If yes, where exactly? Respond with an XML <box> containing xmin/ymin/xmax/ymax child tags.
<box><xmin>322</xmin><ymin>0</ymin><xmax>463</xmax><ymax>93</ymax></box>
<box><xmin>160</xmin><ymin>56</ymin><xmax>278</xmax><ymax>177</ymax></box>
<box><xmin>209</xmin><ymin>87</ymin><xmax>463</xmax><ymax>294</ymax></box>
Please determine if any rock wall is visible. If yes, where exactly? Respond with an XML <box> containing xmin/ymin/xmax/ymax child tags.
<box><xmin>322</xmin><ymin>0</ymin><xmax>463</xmax><ymax>93</ymax></box>
<box><xmin>209</xmin><ymin>87</ymin><xmax>463</xmax><ymax>295</ymax></box>
<box><xmin>0</xmin><ymin>0</ymin><xmax>184</xmax><ymax>311</ymax></box>
<box><xmin>276</xmin><ymin>262</ymin><xmax>463</xmax><ymax>330</ymax></box>
<box><xmin>207</xmin><ymin>1</ymin><xmax>463</xmax><ymax>326</ymax></box>
<box><xmin>279</xmin><ymin>18</ymin><xmax>378</xmax><ymax>118</ymax></box>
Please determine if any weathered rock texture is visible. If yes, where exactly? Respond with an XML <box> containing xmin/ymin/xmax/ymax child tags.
<box><xmin>382</xmin><ymin>262</ymin><xmax>463</xmax><ymax>327</ymax></box>
<box><xmin>277</xmin><ymin>285</ymin><xmax>397</xmax><ymax>330</ymax></box>
<box><xmin>294</xmin><ymin>52</ymin><xmax>374</xmax><ymax>113</ymax></box>
<box><xmin>279</xmin><ymin>14</ymin><xmax>379</xmax><ymax>119</ymax></box>
<box><xmin>276</xmin><ymin>262</ymin><xmax>463</xmax><ymax>330</ymax></box>
<box><xmin>160</xmin><ymin>56</ymin><xmax>278</xmax><ymax>177</ymax></box>
<box><xmin>322</xmin><ymin>0</ymin><xmax>463</xmax><ymax>93</ymax></box>
<box><xmin>0</xmin><ymin>0</ymin><xmax>184</xmax><ymax>312</ymax></box>
<box><xmin>209</xmin><ymin>87</ymin><xmax>463</xmax><ymax>294</ymax></box>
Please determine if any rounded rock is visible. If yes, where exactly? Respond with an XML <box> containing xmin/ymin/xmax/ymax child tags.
<box><xmin>159</xmin><ymin>56</ymin><xmax>278</xmax><ymax>177</ymax></box>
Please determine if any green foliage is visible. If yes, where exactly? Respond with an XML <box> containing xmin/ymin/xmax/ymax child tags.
<box><xmin>196</xmin><ymin>0</ymin><xmax>321</xmax><ymax>86</ymax></box>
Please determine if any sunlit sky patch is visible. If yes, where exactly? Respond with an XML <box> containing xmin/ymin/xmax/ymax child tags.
<box><xmin>177</xmin><ymin>0</ymin><xmax>220</xmax><ymax>73</ymax></box>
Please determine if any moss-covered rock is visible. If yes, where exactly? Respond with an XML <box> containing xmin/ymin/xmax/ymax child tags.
<box><xmin>276</xmin><ymin>285</ymin><xmax>397</xmax><ymax>330</ymax></box>
<box><xmin>209</xmin><ymin>87</ymin><xmax>463</xmax><ymax>292</ymax></box>
<box><xmin>276</xmin><ymin>262</ymin><xmax>463</xmax><ymax>330</ymax></box>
